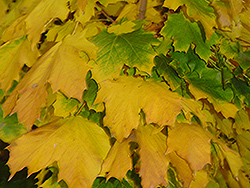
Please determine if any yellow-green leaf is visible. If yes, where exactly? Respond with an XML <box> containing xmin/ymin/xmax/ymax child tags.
<box><xmin>53</xmin><ymin>92</ymin><xmax>79</xmax><ymax>117</ymax></box>
<box><xmin>7</xmin><ymin>116</ymin><xmax>110</xmax><ymax>188</ymax></box>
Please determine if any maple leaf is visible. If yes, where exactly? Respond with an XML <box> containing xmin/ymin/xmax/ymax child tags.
<box><xmin>189</xmin><ymin>170</ymin><xmax>210</xmax><ymax>188</ymax></box>
<box><xmin>168</xmin><ymin>152</ymin><xmax>193</xmax><ymax>187</ymax></box>
<box><xmin>95</xmin><ymin>76</ymin><xmax>182</xmax><ymax>141</ymax></box>
<box><xmin>171</xmin><ymin>48</ymin><xmax>238</xmax><ymax>118</ymax></box>
<box><xmin>163</xmin><ymin>0</ymin><xmax>216</xmax><ymax>39</ymax></box>
<box><xmin>91</xmin><ymin>29</ymin><xmax>159</xmax><ymax>81</ymax></box>
<box><xmin>0</xmin><ymin>0</ymin><xmax>41</xmax><ymax>41</ymax></box>
<box><xmin>3</xmin><ymin>32</ymin><xmax>95</xmax><ymax>129</ymax></box>
<box><xmin>161</xmin><ymin>12</ymin><xmax>217</xmax><ymax>61</ymax></box>
<box><xmin>166</xmin><ymin>124</ymin><xmax>211</xmax><ymax>172</ymax></box>
<box><xmin>7</xmin><ymin>116</ymin><xmax>110</xmax><ymax>188</ymax></box>
<box><xmin>0</xmin><ymin>105</ymin><xmax>27</xmax><ymax>143</ymax></box>
<box><xmin>53</xmin><ymin>92</ymin><xmax>79</xmax><ymax>118</ymax></box>
<box><xmin>0</xmin><ymin>36</ymin><xmax>39</xmax><ymax>92</ymax></box>
<box><xmin>24</xmin><ymin>0</ymin><xmax>69</xmax><ymax>48</ymax></box>
<box><xmin>116</xmin><ymin>0</ymin><xmax>162</xmax><ymax>23</ymax></box>
<box><xmin>136</xmin><ymin>124</ymin><xmax>169</xmax><ymax>188</ymax></box>
<box><xmin>101</xmin><ymin>138</ymin><xmax>133</xmax><ymax>180</ymax></box>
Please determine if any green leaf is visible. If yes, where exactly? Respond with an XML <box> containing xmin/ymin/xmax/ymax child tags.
<box><xmin>92</xmin><ymin>29</ymin><xmax>159</xmax><ymax>80</ymax></box>
<box><xmin>0</xmin><ymin>105</ymin><xmax>27</xmax><ymax>143</ymax></box>
<box><xmin>161</xmin><ymin>12</ymin><xmax>214</xmax><ymax>61</ymax></box>
<box><xmin>82</xmin><ymin>78</ymin><xmax>98</xmax><ymax>107</ymax></box>
<box><xmin>172</xmin><ymin>48</ymin><xmax>234</xmax><ymax>101</ymax></box>
<box><xmin>154</xmin><ymin>54</ymin><xmax>182</xmax><ymax>90</ymax></box>
<box><xmin>231</xmin><ymin>77</ymin><xmax>250</xmax><ymax>108</ymax></box>
<box><xmin>235</xmin><ymin>51</ymin><xmax>250</xmax><ymax>70</ymax></box>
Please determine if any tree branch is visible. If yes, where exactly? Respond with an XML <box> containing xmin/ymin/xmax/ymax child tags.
<box><xmin>137</xmin><ymin>0</ymin><xmax>147</xmax><ymax>20</ymax></box>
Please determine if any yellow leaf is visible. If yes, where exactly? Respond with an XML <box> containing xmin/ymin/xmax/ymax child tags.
<box><xmin>0</xmin><ymin>36</ymin><xmax>39</xmax><ymax>92</ymax></box>
<box><xmin>117</xmin><ymin>0</ymin><xmax>162</xmax><ymax>23</ymax></box>
<box><xmin>101</xmin><ymin>138</ymin><xmax>133</xmax><ymax>180</ymax></box>
<box><xmin>25</xmin><ymin>0</ymin><xmax>69</xmax><ymax>49</ymax></box>
<box><xmin>188</xmin><ymin>84</ymin><xmax>238</xmax><ymax>118</ymax></box>
<box><xmin>107</xmin><ymin>20</ymin><xmax>137</xmax><ymax>35</ymax></box>
<box><xmin>1</xmin><ymin>15</ymin><xmax>27</xmax><ymax>42</ymax></box>
<box><xmin>181</xmin><ymin>98</ymin><xmax>208</xmax><ymax>126</ymax></box>
<box><xmin>218</xmin><ymin>143</ymin><xmax>243</xmax><ymax>177</ymax></box>
<box><xmin>53</xmin><ymin>92</ymin><xmax>79</xmax><ymax>117</ymax></box>
<box><xmin>0</xmin><ymin>0</ymin><xmax>7</xmax><ymax>22</ymax></box>
<box><xmin>3</xmin><ymin>33</ymin><xmax>94</xmax><ymax>129</ymax></box>
<box><xmin>46</xmin><ymin>21</ymin><xmax>76</xmax><ymax>42</ymax></box>
<box><xmin>136</xmin><ymin>124</ymin><xmax>169</xmax><ymax>188</ymax></box>
<box><xmin>239</xmin><ymin>8</ymin><xmax>250</xmax><ymax>50</ymax></box>
<box><xmin>167</xmin><ymin>124</ymin><xmax>211</xmax><ymax>172</ymax></box>
<box><xmin>7</xmin><ymin>116</ymin><xmax>110</xmax><ymax>188</ymax></box>
<box><xmin>168</xmin><ymin>152</ymin><xmax>193</xmax><ymax>187</ymax></box>
<box><xmin>95</xmin><ymin>76</ymin><xmax>182</xmax><ymax>141</ymax></box>
<box><xmin>0</xmin><ymin>0</ymin><xmax>40</xmax><ymax>41</ymax></box>
<box><xmin>190</xmin><ymin>170</ymin><xmax>209</xmax><ymax>188</ymax></box>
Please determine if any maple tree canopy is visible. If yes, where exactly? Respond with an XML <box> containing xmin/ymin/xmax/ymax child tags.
<box><xmin>0</xmin><ymin>0</ymin><xmax>250</xmax><ymax>187</ymax></box>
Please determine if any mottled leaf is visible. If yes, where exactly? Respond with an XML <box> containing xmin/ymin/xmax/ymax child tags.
<box><xmin>92</xmin><ymin>29</ymin><xmax>159</xmax><ymax>81</ymax></box>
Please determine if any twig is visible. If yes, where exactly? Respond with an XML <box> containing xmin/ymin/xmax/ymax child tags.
<box><xmin>137</xmin><ymin>0</ymin><xmax>147</xmax><ymax>20</ymax></box>
<box><xmin>96</xmin><ymin>3</ymin><xmax>115</xmax><ymax>23</ymax></box>
<box><xmin>74</xmin><ymin>102</ymin><xmax>87</xmax><ymax>116</ymax></box>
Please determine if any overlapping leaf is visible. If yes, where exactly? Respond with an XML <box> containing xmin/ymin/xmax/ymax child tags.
<box><xmin>101</xmin><ymin>139</ymin><xmax>133</xmax><ymax>180</ymax></box>
<box><xmin>95</xmin><ymin>76</ymin><xmax>182</xmax><ymax>141</ymax></box>
<box><xmin>25</xmin><ymin>0</ymin><xmax>69</xmax><ymax>48</ymax></box>
<box><xmin>161</xmin><ymin>12</ymin><xmax>218</xmax><ymax>61</ymax></box>
<box><xmin>3</xmin><ymin>32</ymin><xmax>95</xmax><ymax>129</ymax></box>
<box><xmin>163</xmin><ymin>0</ymin><xmax>216</xmax><ymax>38</ymax></box>
<box><xmin>166</xmin><ymin>124</ymin><xmax>211</xmax><ymax>172</ymax></box>
<box><xmin>7</xmin><ymin>116</ymin><xmax>110</xmax><ymax>188</ymax></box>
<box><xmin>135</xmin><ymin>124</ymin><xmax>169</xmax><ymax>188</ymax></box>
<box><xmin>0</xmin><ymin>105</ymin><xmax>27</xmax><ymax>143</ymax></box>
<box><xmin>0</xmin><ymin>36</ymin><xmax>39</xmax><ymax>92</ymax></box>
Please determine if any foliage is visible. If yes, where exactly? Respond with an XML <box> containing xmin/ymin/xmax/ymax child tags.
<box><xmin>0</xmin><ymin>0</ymin><xmax>250</xmax><ymax>187</ymax></box>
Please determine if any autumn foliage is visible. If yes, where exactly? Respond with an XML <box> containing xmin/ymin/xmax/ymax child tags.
<box><xmin>0</xmin><ymin>0</ymin><xmax>250</xmax><ymax>187</ymax></box>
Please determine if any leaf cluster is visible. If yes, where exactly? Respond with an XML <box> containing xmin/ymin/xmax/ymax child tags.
<box><xmin>1</xmin><ymin>0</ymin><xmax>250</xmax><ymax>187</ymax></box>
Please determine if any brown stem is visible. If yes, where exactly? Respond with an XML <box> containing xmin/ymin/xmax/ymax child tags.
<box><xmin>137</xmin><ymin>0</ymin><xmax>147</xmax><ymax>20</ymax></box>
<box><xmin>96</xmin><ymin>3</ymin><xmax>115</xmax><ymax>23</ymax></box>
<box><xmin>74</xmin><ymin>102</ymin><xmax>87</xmax><ymax>116</ymax></box>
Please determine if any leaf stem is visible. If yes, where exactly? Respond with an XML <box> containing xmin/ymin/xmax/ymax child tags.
<box><xmin>137</xmin><ymin>0</ymin><xmax>147</xmax><ymax>20</ymax></box>
<box><xmin>96</xmin><ymin>3</ymin><xmax>115</xmax><ymax>23</ymax></box>
<box><xmin>74</xmin><ymin>102</ymin><xmax>87</xmax><ymax>116</ymax></box>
